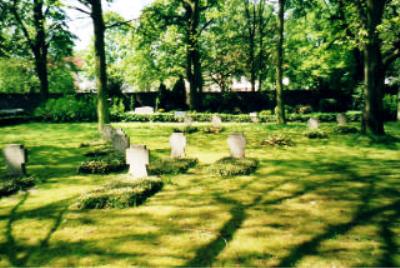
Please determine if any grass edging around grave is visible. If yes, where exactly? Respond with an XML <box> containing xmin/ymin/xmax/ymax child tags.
<box><xmin>208</xmin><ymin>157</ymin><xmax>258</xmax><ymax>177</ymax></box>
<box><xmin>77</xmin><ymin>177</ymin><xmax>163</xmax><ymax>209</ymax></box>
<box><xmin>0</xmin><ymin>176</ymin><xmax>36</xmax><ymax>198</ymax></box>
<box><xmin>148</xmin><ymin>158</ymin><xmax>198</xmax><ymax>175</ymax></box>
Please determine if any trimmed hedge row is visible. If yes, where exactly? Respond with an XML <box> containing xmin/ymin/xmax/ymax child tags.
<box><xmin>0</xmin><ymin>176</ymin><xmax>35</xmax><ymax>197</ymax></box>
<box><xmin>114</xmin><ymin>111</ymin><xmax>362</xmax><ymax>123</ymax></box>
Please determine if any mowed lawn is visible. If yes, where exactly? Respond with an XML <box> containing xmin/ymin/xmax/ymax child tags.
<box><xmin>0</xmin><ymin>122</ymin><xmax>399</xmax><ymax>267</ymax></box>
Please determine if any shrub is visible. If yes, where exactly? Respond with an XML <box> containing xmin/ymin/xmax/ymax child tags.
<box><xmin>296</xmin><ymin>105</ymin><xmax>313</xmax><ymax>114</ymax></box>
<box><xmin>261</xmin><ymin>135</ymin><xmax>295</xmax><ymax>146</ymax></box>
<box><xmin>202</xmin><ymin>126</ymin><xmax>224</xmax><ymax>134</ymax></box>
<box><xmin>334</xmin><ymin>126</ymin><xmax>359</xmax><ymax>135</ymax></box>
<box><xmin>305</xmin><ymin>130</ymin><xmax>328</xmax><ymax>139</ymax></box>
<box><xmin>172</xmin><ymin>126</ymin><xmax>199</xmax><ymax>134</ymax></box>
<box><xmin>208</xmin><ymin>157</ymin><xmax>258</xmax><ymax>177</ymax></box>
<box><xmin>34</xmin><ymin>95</ymin><xmax>97</xmax><ymax>122</ymax></box>
<box><xmin>110</xmin><ymin>98</ymin><xmax>125</xmax><ymax>117</ymax></box>
<box><xmin>383</xmin><ymin>94</ymin><xmax>397</xmax><ymax>121</ymax></box>
<box><xmin>78</xmin><ymin>153</ymin><xmax>126</xmax><ymax>174</ymax></box>
<box><xmin>0</xmin><ymin>176</ymin><xmax>35</xmax><ymax>197</ymax></box>
<box><xmin>77</xmin><ymin>177</ymin><xmax>163</xmax><ymax>209</ymax></box>
<box><xmin>149</xmin><ymin>158</ymin><xmax>198</xmax><ymax>175</ymax></box>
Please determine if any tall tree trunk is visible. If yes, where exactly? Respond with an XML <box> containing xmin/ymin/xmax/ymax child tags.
<box><xmin>258</xmin><ymin>0</ymin><xmax>265</xmax><ymax>92</ymax></box>
<box><xmin>360</xmin><ymin>0</ymin><xmax>385</xmax><ymax>135</ymax></box>
<box><xmin>245</xmin><ymin>1</ymin><xmax>256</xmax><ymax>92</ymax></box>
<box><xmin>32</xmin><ymin>0</ymin><xmax>48</xmax><ymax>99</ymax></box>
<box><xmin>91</xmin><ymin>0</ymin><xmax>110</xmax><ymax>131</ymax></box>
<box><xmin>275</xmin><ymin>0</ymin><xmax>286</xmax><ymax>124</ymax></box>
<box><xmin>186</xmin><ymin>0</ymin><xmax>203</xmax><ymax>110</ymax></box>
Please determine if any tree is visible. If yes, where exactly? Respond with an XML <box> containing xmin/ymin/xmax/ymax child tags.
<box><xmin>353</xmin><ymin>0</ymin><xmax>400</xmax><ymax>135</ymax></box>
<box><xmin>275</xmin><ymin>0</ymin><xmax>286</xmax><ymax>124</ymax></box>
<box><xmin>70</xmin><ymin>0</ymin><xmax>111</xmax><ymax>130</ymax></box>
<box><xmin>1</xmin><ymin>0</ymin><xmax>73</xmax><ymax>98</ymax></box>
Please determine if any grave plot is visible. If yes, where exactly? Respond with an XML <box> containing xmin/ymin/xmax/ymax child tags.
<box><xmin>1</xmin><ymin>144</ymin><xmax>35</xmax><ymax>197</ymax></box>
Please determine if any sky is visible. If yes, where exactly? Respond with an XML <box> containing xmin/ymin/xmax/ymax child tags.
<box><xmin>65</xmin><ymin>0</ymin><xmax>154</xmax><ymax>51</ymax></box>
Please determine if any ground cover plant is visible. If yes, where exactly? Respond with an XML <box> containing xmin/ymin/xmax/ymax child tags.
<box><xmin>77</xmin><ymin>177</ymin><xmax>163</xmax><ymax>209</ymax></box>
<box><xmin>0</xmin><ymin>122</ymin><xmax>399</xmax><ymax>267</ymax></box>
<box><xmin>148</xmin><ymin>158</ymin><xmax>198</xmax><ymax>175</ymax></box>
<box><xmin>208</xmin><ymin>157</ymin><xmax>258</xmax><ymax>177</ymax></box>
<box><xmin>0</xmin><ymin>176</ymin><xmax>35</xmax><ymax>197</ymax></box>
<box><xmin>78</xmin><ymin>147</ymin><xmax>126</xmax><ymax>174</ymax></box>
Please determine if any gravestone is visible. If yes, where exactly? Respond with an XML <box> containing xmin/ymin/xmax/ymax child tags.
<box><xmin>169</xmin><ymin>133</ymin><xmax>186</xmax><ymax>158</ymax></box>
<box><xmin>211</xmin><ymin>115</ymin><xmax>222</xmax><ymax>129</ymax></box>
<box><xmin>112</xmin><ymin>128</ymin><xmax>130</xmax><ymax>154</ymax></box>
<box><xmin>3</xmin><ymin>144</ymin><xmax>27</xmax><ymax>176</ymax></box>
<box><xmin>336</xmin><ymin>113</ymin><xmax>347</xmax><ymax>126</ymax></box>
<box><xmin>126</xmin><ymin>145</ymin><xmax>149</xmax><ymax>178</ymax></box>
<box><xmin>134</xmin><ymin>106</ymin><xmax>154</xmax><ymax>115</ymax></box>
<box><xmin>101</xmin><ymin>124</ymin><xmax>115</xmax><ymax>141</ymax></box>
<box><xmin>227</xmin><ymin>133</ymin><xmax>246</xmax><ymax>159</ymax></box>
<box><xmin>307</xmin><ymin>118</ymin><xmax>320</xmax><ymax>130</ymax></box>
<box><xmin>184</xmin><ymin>115</ymin><xmax>193</xmax><ymax>127</ymax></box>
<box><xmin>250</xmin><ymin>112</ymin><xmax>259</xmax><ymax>123</ymax></box>
<box><xmin>174</xmin><ymin>111</ymin><xmax>187</xmax><ymax>122</ymax></box>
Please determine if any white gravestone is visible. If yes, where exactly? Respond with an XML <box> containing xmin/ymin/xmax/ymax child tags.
<box><xmin>250</xmin><ymin>112</ymin><xmax>259</xmax><ymax>123</ymax></box>
<box><xmin>169</xmin><ymin>133</ymin><xmax>187</xmax><ymax>158</ymax></box>
<box><xmin>307</xmin><ymin>118</ymin><xmax>320</xmax><ymax>130</ymax></box>
<box><xmin>134</xmin><ymin>106</ymin><xmax>154</xmax><ymax>115</ymax></box>
<box><xmin>112</xmin><ymin>128</ymin><xmax>130</xmax><ymax>154</ymax></box>
<box><xmin>227</xmin><ymin>133</ymin><xmax>246</xmax><ymax>159</ymax></box>
<box><xmin>211</xmin><ymin>115</ymin><xmax>222</xmax><ymax>129</ymax></box>
<box><xmin>3</xmin><ymin>144</ymin><xmax>27</xmax><ymax>176</ymax></box>
<box><xmin>126</xmin><ymin>145</ymin><xmax>149</xmax><ymax>178</ymax></box>
<box><xmin>336</xmin><ymin>113</ymin><xmax>347</xmax><ymax>126</ymax></box>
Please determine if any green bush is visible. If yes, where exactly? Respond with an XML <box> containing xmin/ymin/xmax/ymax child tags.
<box><xmin>334</xmin><ymin>126</ymin><xmax>359</xmax><ymax>135</ymax></box>
<box><xmin>202</xmin><ymin>126</ymin><xmax>224</xmax><ymax>134</ymax></box>
<box><xmin>261</xmin><ymin>135</ymin><xmax>295</xmax><ymax>146</ymax></box>
<box><xmin>78</xmin><ymin>152</ymin><xmax>126</xmax><ymax>174</ymax></box>
<box><xmin>34</xmin><ymin>95</ymin><xmax>97</xmax><ymax>122</ymax></box>
<box><xmin>0</xmin><ymin>176</ymin><xmax>35</xmax><ymax>197</ymax></box>
<box><xmin>383</xmin><ymin>94</ymin><xmax>397</xmax><ymax>121</ymax></box>
<box><xmin>305</xmin><ymin>130</ymin><xmax>328</xmax><ymax>139</ymax></box>
<box><xmin>208</xmin><ymin>157</ymin><xmax>258</xmax><ymax>177</ymax></box>
<box><xmin>149</xmin><ymin>158</ymin><xmax>198</xmax><ymax>175</ymax></box>
<box><xmin>77</xmin><ymin>177</ymin><xmax>163</xmax><ymax>209</ymax></box>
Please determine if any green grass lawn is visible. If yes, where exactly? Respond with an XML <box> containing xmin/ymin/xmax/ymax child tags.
<box><xmin>0</xmin><ymin>122</ymin><xmax>399</xmax><ymax>267</ymax></box>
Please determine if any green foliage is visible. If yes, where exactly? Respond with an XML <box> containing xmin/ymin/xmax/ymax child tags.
<box><xmin>34</xmin><ymin>96</ymin><xmax>97</xmax><ymax>122</ymax></box>
<box><xmin>208</xmin><ymin>157</ymin><xmax>258</xmax><ymax>177</ymax></box>
<box><xmin>0</xmin><ymin>58</ymin><xmax>38</xmax><ymax>93</ymax></box>
<box><xmin>148</xmin><ymin>158</ymin><xmax>198</xmax><ymax>175</ymax></box>
<box><xmin>0</xmin><ymin>176</ymin><xmax>35</xmax><ymax>197</ymax></box>
<box><xmin>110</xmin><ymin>98</ymin><xmax>125</xmax><ymax>117</ymax></box>
<box><xmin>77</xmin><ymin>177</ymin><xmax>163</xmax><ymax>209</ymax></box>
<box><xmin>383</xmin><ymin>94</ymin><xmax>397</xmax><ymax>121</ymax></box>
<box><xmin>334</xmin><ymin>126</ymin><xmax>359</xmax><ymax>135</ymax></box>
<box><xmin>261</xmin><ymin>134</ymin><xmax>295</xmax><ymax>146</ymax></box>
<box><xmin>78</xmin><ymin>151</ymin><xmax>126</xmax><ymax>175</ymax></box>
<box><xmin>305</xmin><ymin>130</ymin><xmax>328</xmax><ymax>139</ymax></box>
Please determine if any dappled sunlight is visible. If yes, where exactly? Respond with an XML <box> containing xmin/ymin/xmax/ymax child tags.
<box><xmin>0</xmin><ymin>122</ymin><xmax>399</xmax><ymax>266</ymax></box>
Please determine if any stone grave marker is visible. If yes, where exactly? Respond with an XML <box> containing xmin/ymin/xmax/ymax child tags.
<box><xmin>227</xmin><ymin>133</ymin><xmax>246</xmax><ymax>159</ymax></box>
<box><xmin>3</xmin><ymin>144</ymin><xmax>27</xmax><ymax>176</ymax></box>
<box><xmin>250</xmin><ymin>112</ymin><xmax>259</xmax><ymax>123</ymax></box>
<box><xmin>174</xmin><ymin>111</ymin><xmax>187</xmax><ymax>122</ymax></box>
<box><xmin>112</xmin><ymin>128</ymin><xmax>130</xmax><ymax>154</ymax></box>
<box><xmin>101</xmin><ymin>124</ymin><xmax>115</xmax><ymax>141</ymax></box>
<box><xmin>211</xmin><ymin>115</ymin><xmax>222</xmax><ymax>129</ymax></box>
<box><xmin>336</xmin><ymin>113</ymin><xmax>347</xmax><ymax>126</ymax></box>
<box><xmin>169</xmin><ymin>133</ymin><xmax>187</xmax><ymax>158</ymax></box>
<box><xmin>184</xmin><ymin>115</ymin><xmax>193</xmax><ymax>127</ymax></box>
<box><xmin>134</xmin><ymin>106</ymin><xmax>154</xmax><ymax>115</ymax></box>
<box><xmin>307</xmin><ymin>118</ymin><xmax>320</xmax><ymax>130</ymax></box>
<box><xmin>126</xmin><ymin>145</ymin><xmax>149</xmax><ymax>178</ymax></box>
